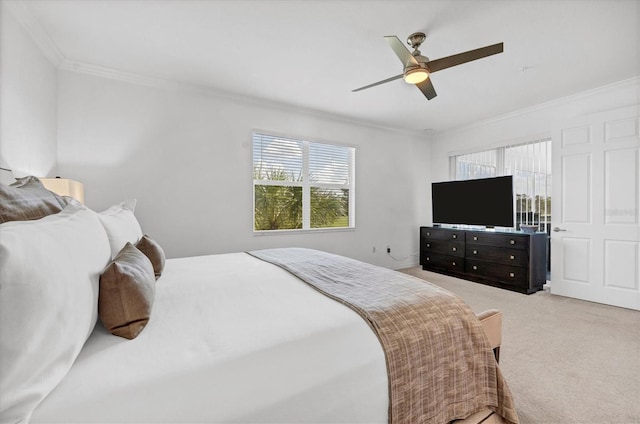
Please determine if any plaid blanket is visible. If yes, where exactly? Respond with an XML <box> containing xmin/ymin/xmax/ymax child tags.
<box><xmin>248</xmin><ymin>248</ymin><xmax>519</xmax><ymax>424</ymax></box>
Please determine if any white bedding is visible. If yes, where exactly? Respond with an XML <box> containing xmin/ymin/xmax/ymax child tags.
<box><xmin>30</xmin><ymin>252</ymin><xmax>388</xmax><ymax>423</ymax></box>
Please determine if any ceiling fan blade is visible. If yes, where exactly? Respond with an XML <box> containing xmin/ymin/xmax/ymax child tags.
<box><xmin>417</xmin><ymin>77</ymin><xmax>437</xmax><ymax>100</ymax></box>
<box><xmin>384</xmin><ymin>35</ymin><xmax>419</xmax><ymax>68</ymax></box>
<box><xmin>427</xmin><ymin>42</ymin><xmax>503</xmax><ymax>73</ymax></box>
<box><xmin>352</xmin><ymin>74</ymin><xmax>404</xmax><ymax>92</ymax></box>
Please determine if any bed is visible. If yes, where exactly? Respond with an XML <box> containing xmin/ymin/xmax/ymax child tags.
<box><xmin>0</xmin><ymin>177</ymin><xmax>519</xmax><ymax>424</ymax></box>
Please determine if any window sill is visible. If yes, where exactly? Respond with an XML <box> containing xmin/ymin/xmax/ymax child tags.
<box><xmin>253</xmin><ymin>227</ymin><xmax>355</xmax><ymax>236</ymax></box>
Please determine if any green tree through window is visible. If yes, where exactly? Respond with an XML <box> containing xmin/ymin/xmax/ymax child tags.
<box><xmin>253</xmin><ymin>168</ymin><xmax>303</xmax><ymax>230</ymax></box>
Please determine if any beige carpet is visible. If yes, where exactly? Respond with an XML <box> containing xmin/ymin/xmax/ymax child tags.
<box><xmin>400</xmin><ymin>267</ymin><xmax>640</xmax><ymax>424</ymax></box>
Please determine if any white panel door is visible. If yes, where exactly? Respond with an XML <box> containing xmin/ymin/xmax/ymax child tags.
<box><xmin>551</xmin><ymin>105</ymin><xmax>640</xmax><ymax>310</ymax></box>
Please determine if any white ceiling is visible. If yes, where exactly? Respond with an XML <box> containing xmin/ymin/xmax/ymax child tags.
<box><xmin>13</xmin><ymin>0</ymin><xmax>640</xmax><ymax>134</ymax></box>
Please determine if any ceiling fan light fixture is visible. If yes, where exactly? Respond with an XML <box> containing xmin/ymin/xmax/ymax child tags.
<box><xmin>404</xmin><ymin>68</ymin><xmax>429</xmax><ymax>84</ymax></box>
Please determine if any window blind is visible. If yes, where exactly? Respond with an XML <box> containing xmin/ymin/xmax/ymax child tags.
<box><xmin>253</xmin><ymin>134</ymin><xmax>303</xmax><ymax>182</ymax></box>
<box><xmin>453</xmin><ymin>138</ymin><xmax>552</xmax><ymax>230</ymax></box>
<box><xmin>455</xmin><ymin>149</ymin><xmax>497</xmax><ymax>180</ymax></box>
<box><xmin>504</xmin><ymin>139</ymin><xmax>552</xmax><ymax>230</ymax></box>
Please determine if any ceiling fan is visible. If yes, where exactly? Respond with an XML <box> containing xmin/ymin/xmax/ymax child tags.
<box><xmin>352</xmin><ymin>32</ymin><xmax>503</xmax><ymax>100</ymax></box>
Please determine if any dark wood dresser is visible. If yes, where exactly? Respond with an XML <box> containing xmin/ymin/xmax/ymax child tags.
<box><xmin>420</xmin><ymin>226</ymin><xmax>547</xmax><ymax>294</ymax></box>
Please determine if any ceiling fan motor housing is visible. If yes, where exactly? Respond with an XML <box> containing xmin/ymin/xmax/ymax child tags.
<box><xmin>404</xmin><ymin>55</ymin><xmax>430</xmax><ymax>76</ymax></box>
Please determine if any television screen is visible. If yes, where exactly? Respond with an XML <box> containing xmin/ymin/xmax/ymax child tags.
<box><xmin>432</xmin><ymin>176</ymin><xmax>514</xmax><ymax>227</ymax></box>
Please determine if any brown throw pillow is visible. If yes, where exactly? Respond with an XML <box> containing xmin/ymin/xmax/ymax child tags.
<box><xmin>99</xmin><ymin>242</ymin><xmax>156</xmax><ymax>339</ymax></box>
<box><xmin>0</xmin><ymin>176</ymin><xmax>70</xmax><ymax>224</ymax></box>
<box><xmin>136</xmin><ymin>235</ymin><xmax>166</xmax><ymax>280</ymax></box>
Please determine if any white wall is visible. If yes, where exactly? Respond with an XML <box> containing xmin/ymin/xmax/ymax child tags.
<box><xmin>57</xmin><ymin>71</ymin><xmax>431</xmax><ymax>267</ymax></box>
<box><xmin>0</xmin><ymin>4</ymin><xmax>58</xmax><ymax>177</ymax></box>
<box><xmin>429</xmin><ymin>77</ymin><xmax>640</xmax><ymax>184</ymax></box>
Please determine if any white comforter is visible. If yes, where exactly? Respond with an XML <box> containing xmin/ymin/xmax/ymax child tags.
<box><xmin>30</xmin><ymin>253</ymin><xmax>388</xmax><ymax>423</ymax></box>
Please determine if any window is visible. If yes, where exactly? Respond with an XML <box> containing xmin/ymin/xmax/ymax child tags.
<box><xmin>253</xmin><ymin>132</ymin><xmax>355</xmax><ymax>232</ymax></box>
<box><xmin>453</xmin><ymin>138</ymin><xmax>552</xmax><ymax>230</ymax></box>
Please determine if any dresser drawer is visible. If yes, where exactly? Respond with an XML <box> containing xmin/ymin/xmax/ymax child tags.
<box><xmin>466</xmin><ymin>244</ymin><xmax>529</xmax><ymax>267</ymax></box>
<box><xmin>466</xmin><ymin>259</ymin><xmax>529</xmax><ymax>286</ymax></box>
<box><xmin>422</xmin><ymin>252</ymin><xmax>465</xmax><ymax>273</ymax></box>
<box><xmin>466</xmin><ymin>232</ymin><xmax>529</xmax><ymax>250</ymax></box>
<box><xmin>421</xmin><ymin>227</ymin><xmax>464</xmax><ymax>242</ymax></box>
<box><xmin>422</xmin><ymin>239</ymin><xmax>465</xmax><ymax>257</ymax></box>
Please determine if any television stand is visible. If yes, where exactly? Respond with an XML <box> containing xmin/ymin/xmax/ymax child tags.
<box><xmin>419</xmin><ymin>226</ymin><xmax>547</xmax><ymax>294</ymax></box>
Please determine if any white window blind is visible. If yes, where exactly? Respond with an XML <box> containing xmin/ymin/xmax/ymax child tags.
<box><xmin>453</xmin><ymin>138</ymin><xmax>552</xmax><ymax>231</ymax></box>
<box><xmin>253</xmin><ymin>132</ymin><xmax>355</xmax><ymax>232</ymax></box>
<box><xmin>505</xmin><ymin>139</ymin><xmax>552</xmax><ymax>231</ymax></box>
<box><xmin>455</xmin><ymin>149</ymin><xmax>498</xmax><ymax>180</ymax></box>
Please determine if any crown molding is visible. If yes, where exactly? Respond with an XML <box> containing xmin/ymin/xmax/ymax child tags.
<box><xmin>63</xmin><ymin>57</ymin><xmax>636</xmax><ymax>141</ymax></box>
<box><xmin>6</xmin><ymin>0</ymin><xmax>426</xmax><ymax>138</ymax></box>
<box><xmin>8</xmin><ymin>1</ymin><xmax>421</xmax><ymax>138</ymax></box>
<box><xmin>59</xmin><ymin>60</ymin><xmax>175</xmax><ymax>89</ymax></box>
<box><xmin>10</xmin><ymin>0</ymin><xmax>634</xmax><ymax>140</ymax></box>
<box><xmin>3</xmin><ymin>0</ymin><xmax>65</xmax><ymax>67</ymax></box>
<box><xmin>434</xmin><ymin>76</ymin><xmax>640</xmax><ymax>137</ymax></box>
<box><xmin>58</xmin><ymin>59</ymin><xmax>430</xmax><ymax>138</ymax></box>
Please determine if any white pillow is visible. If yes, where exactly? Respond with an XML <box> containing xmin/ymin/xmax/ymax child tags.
<box><xmin>0</xmin><ymin>202</ymin><xmax>111</xmax><ymax>422</ymax></box>
<box><xmin>97</xmin><ymin>199</ymin><xmax>143</xmax><ymax>259</ymax></box>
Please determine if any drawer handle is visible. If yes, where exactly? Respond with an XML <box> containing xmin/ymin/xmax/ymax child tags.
<box><xmin>473</xmin><ymin>250</ymin><xmax>478</xmax><ymax>255</ymax></box>
<box><xmin>426</xmin><ymin>257</ymin><xmax>430</xmax><ymax>261</ymax></box>
<box><xmin>452</xmin><ymin>234</ymin><xmax>457</xmax><ymax>239</ymax></box>
<box><xmin>452</xmin><ymin>262</ymin><xmax>456</xmax><ymax>266</ymax></box>
<box><xmin>473</xmin><ymin>236</ymin><xmax>478</xmax><ymax>241</ymax></box>
<box><xmin>426</xmin><ymin>232</ymin><xmax>430</xmax><ymax>236</ymax></box>
<box><xmin>472</xmin><ymin>265</ymin><xmax>478</xmax><ymax>270</ymax></box>
<box><xmin>510</xmin><ymin>240</ymin><xmax>515</xmax><ymax>245</ymax></box>
<box><xmin>509</xmin><ymin>272</ymin><xmax>515</xmax><ymax>278</ymax></box>
<box><xmin>510</xmin><ymin>255</ymin><xmax>515</xmax><ymax>260</ymax></box>
<box><xmin>452</xmin><ymin>247</ymin><xmax>457</xmax><ymax>252</ymax></box>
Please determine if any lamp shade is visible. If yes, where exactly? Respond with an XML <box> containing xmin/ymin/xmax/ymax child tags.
<box><xmin>41</xmin><ymin>178</ymin><xmax>85</xmax><ymax>204</ymax></box>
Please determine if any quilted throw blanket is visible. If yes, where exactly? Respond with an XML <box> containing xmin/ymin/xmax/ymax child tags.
<box><xmin>248</xmin><ymin>248</ymin><xmax>519</xmax><ymax>424</ymax></box>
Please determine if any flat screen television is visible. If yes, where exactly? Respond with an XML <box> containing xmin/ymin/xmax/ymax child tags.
<box><xmin>432</xmin><ymin>176</ymin><xmax>514</xmax><ymax>228</ymax></box>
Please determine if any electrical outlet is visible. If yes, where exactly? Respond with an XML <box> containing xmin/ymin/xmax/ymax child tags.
<box><xmin>387</xmin><ymin>247</ymin><xmax>391</xmax><ymax>253</ymax></box>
